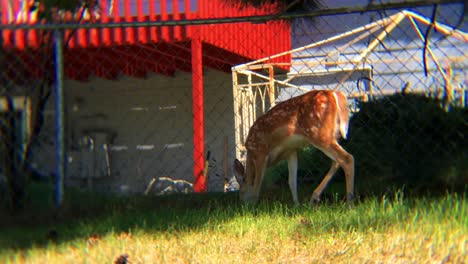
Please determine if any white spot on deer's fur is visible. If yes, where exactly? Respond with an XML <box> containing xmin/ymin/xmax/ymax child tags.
<box><xmin>321</xmin><ymin>103</ymin><xmax>327</xmax><ymax>108</ymax></box>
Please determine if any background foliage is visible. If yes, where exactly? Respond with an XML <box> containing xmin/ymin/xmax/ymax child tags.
<box><xmin>267</xmin><ymin>94</ymin><xmax>467</xmax><ymax>198</ymax></box>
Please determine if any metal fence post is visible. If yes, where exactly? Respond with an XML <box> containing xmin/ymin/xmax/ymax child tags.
<box><xmin>54</xmin><ymin>29</ymin><xmax>65</xmax><ymax>208</ymax></box>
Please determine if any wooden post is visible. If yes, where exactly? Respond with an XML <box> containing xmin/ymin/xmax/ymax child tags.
<box><xmin>192</xmin><ymin>38</ymin><xmax>206</xmax><ymax>192</ymax></box>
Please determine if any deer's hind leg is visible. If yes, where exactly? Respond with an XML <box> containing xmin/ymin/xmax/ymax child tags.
<box><xmin>310</xmin><ymin>160</ymin><xmax>340</xmax><ymax>204</ymax></box>
<box><xmin>310</xmin><ymin>142</ymin><xmax>354</xmax><ymax>205</ymax></box>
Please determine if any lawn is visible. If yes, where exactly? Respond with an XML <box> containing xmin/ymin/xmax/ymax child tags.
<box><xmin>1</xmin><ymin>183</ymin><xmax>467</xmax><ymax>263</ymax></box>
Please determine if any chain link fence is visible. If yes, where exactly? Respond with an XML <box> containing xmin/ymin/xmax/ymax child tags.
<box><xmin>233</xmin><ymin>2</ymin><xmax>467</xmax><ymax>198</ymax></box>
<box><xmin>1</xmin><ymin>0</ymin><xmax>467</xmax><ymax>208</ymax></box>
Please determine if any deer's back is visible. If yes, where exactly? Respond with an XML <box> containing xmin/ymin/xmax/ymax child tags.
<box><xmin>244</xmin><ymin>90</ymin><xmax>345</xmax><ymax>165</ymax></box>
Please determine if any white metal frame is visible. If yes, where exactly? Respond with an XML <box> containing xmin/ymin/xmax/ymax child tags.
<box><xmin>231</xmin><ymin>10</ymin><xmax>468</xmax><ymax>161</ymax></box>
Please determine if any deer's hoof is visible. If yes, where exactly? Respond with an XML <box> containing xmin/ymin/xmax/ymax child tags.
<box><xmin>310</xmin><ymin>195</ymin><xmax>321</xmax><ymax>206</ymax></box>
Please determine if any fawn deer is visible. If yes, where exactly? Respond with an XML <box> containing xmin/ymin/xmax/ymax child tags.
<box><xmin>233</xmin><ymin>90</ymin><xmax>354</xmax><ymax>205</ymax></box>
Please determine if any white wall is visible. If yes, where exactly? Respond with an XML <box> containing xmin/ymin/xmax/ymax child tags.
<box><xmin>33</xmin><ymin>69</ymin><xmax>236</xmax><ymax>193</ymax></box>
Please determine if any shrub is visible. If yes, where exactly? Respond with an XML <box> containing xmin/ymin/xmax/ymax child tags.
<box><xmin>267</xmin><ymin>93</ymin><xmax>467</xmax><ymax>197</ymax></box>
<box><xmin>344</xmin><ymin>93</ymin><xmax>467</xmax><ymax>195</ymax></box>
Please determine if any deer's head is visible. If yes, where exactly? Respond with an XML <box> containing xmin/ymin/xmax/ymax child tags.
<box><xmin>233</xmin><ymin>158</ymin><xmax>258</xmax><ymax>204</ymax></box>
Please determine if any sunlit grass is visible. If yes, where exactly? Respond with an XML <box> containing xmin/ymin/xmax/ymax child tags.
<box><xmin>1</xmin><ymin>188</ymin><xmax>466</xmax><ymax>263</ymax></box>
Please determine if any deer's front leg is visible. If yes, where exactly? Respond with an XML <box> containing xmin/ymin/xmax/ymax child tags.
<box><xmin>287</xmin><ymin>151</ymin><xmax>300</xmax><ymax>206</ymax></box>
<box><xmin>250</xmin><ymin>156</ymin><xmax>267</xmax><ymax>204</ymax></box>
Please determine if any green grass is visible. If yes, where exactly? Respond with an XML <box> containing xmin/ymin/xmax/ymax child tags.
<box><xmin>1</xmin><ymin>183</ymin><xmax>467</xmax><ymax>263</ymax></box>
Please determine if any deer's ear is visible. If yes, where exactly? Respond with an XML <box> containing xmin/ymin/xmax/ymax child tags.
<box><xmin>233</xmin><ymin>159</ymin><xmax>245</xmax><ymax>184</ymax></box>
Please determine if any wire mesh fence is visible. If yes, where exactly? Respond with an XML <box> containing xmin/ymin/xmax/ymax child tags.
<box><xmin>233</xmin><ymin>4</ymin><xmax>467</xmax><ymax>198</ymax></box>
<box><xmin>1</xmin><ymin>0</ymin><xmax>467</xmax><ymax>208</ymax></box>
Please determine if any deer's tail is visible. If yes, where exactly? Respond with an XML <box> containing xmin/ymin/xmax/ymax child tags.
<box><xmin>333</xmin><ymin>91</ymin><xmax>350</xmax><ymax>140</ymax></box>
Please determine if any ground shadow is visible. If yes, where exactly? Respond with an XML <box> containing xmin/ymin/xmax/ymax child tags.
<box><xmin>1</xmin><ymin>177</ymin><xmax>464</xmax><ymax>253</ymax></box>
<box><xmin>0</xmin><ymin>182</ymin><xmax>249</xmax><ymax>251</ymax></box>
